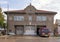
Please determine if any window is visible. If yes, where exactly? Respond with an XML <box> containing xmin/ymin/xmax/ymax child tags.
<box><xmin>29</xmin><ymin>16</ymin><xmax>32</xmax><ymax>21</ymax></box>
<box><xmin>36</xmin><ymin>16</ymin><xmax>41</xmax><ymax>21</ymax></box>
<box><xmin>37</xmin><ymin>16</ymin><xmax>47</xmax><ymax>21</ymax></box>
<box><xmin>14</xmin><ymin>16</ymin><xmax>24</xmax><ymax>21</ymax></box>
<box><xmin>42</xmin><ymin>16</ymin><xmax>47</xmax><ymax>21</ymax></box>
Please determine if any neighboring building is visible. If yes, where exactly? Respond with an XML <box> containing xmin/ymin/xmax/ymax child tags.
<box><xmin>4</xmin><ymin>4</ymin><xmax>57</xmax><ymax>35</ymax></box>
<box><xmin>55</xmin><ymin>19</ymin><xmax>60</xmax><ymax>35</ymax></box>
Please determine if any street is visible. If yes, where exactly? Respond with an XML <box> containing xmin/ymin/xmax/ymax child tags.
<box><xmin>0</xmin><ymin>36</ymin><xmax>60</xmax><ymax>42</ymax></box>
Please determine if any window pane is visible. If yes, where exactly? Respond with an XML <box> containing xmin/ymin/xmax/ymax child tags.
<box><xmin>29</xmin><ymin>16</ymin><xmax>32</xmax><ymax>21</ymax></box>
<box><xmin>14</xmin><ymin>16</ymin><xmax>24</xmax><ymax>21</ymax></box>
<box><xmin>42</xmin><ymin>16</ymin><xmax>47</xmax><ymax>21</ymax></box>
<box><xmin>36</xmin><ymin>16</ymin><xmax>47</xmax><ymax>21</ymax></box>
<box><xmin>14</xmin><ymin>16</ymin><xmax>17</xmax><ymax>21</ymax></box>
<box><xmin>37</xmin><ymin>16</ymin><xmax>42</xmax><ymax>21</ymax></box>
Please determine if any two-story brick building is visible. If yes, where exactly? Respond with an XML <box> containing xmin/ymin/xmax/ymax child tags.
<box><xmin>4</xmin><ymin>4</ymin><xmax>57</xmax><ymax>35</ymax></box>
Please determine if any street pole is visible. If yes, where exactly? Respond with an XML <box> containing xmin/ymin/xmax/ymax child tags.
<box><xmin>7</xmin><ymin>0</ymin><xmax>9</xmax><ymax>35</ymax></box>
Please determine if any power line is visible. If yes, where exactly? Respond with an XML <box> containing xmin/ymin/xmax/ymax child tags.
<box><xmin>7</xmin><ymin>3</ymin><xmax>9</xmax><ymax>11</ymax></box>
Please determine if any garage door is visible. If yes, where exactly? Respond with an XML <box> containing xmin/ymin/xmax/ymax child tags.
<box><xmin>15</xmin><ymin>26</ymin><xmax>24</xmax><ymax>35</ymax></box>
<box><xmin>24</xmin><ymin>26</ymin><xmax>36</xmax><ymax>35</ymax></box>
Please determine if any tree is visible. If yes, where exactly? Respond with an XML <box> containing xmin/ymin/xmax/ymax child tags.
<box><xmin>0</xmin><ymin>8</ymin><xmax>5</xmax><ymax>27</ymax></box>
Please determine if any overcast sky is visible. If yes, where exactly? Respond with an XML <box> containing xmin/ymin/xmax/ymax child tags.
<box><xmin>0</xmin><ymin>0</ymin><xmax>60</xmax><ymax>22</ymax></box>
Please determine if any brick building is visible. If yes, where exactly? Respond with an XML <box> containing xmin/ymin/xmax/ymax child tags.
<box><xmin>4</xmin><ymin>4</ymin><xmax>57</xmax><ymax>35</ymax></box>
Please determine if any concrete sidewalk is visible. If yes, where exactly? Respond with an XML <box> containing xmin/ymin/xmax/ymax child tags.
<box><xmin>0</xmin><ymin>35</ymin><xmax>60</xmax><ymax>42</ymax></box>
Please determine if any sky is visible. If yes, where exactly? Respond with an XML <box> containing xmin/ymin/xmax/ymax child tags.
<box><xmin>0</xmin><ymin>0</ymin><xmax>60</xmax><ymax>23</ymax></box>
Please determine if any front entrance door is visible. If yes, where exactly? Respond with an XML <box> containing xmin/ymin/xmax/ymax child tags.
<box><xmin>15</xmin><ymin>25</ymin><xmax>24</xmax><ymax>35</ymax></box>
<box><xmin>24</xmin><ymin>25</ymin><xmax>36</xmax><ymax>35</ymax></box>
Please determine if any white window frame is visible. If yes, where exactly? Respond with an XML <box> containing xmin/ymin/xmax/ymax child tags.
<box><xmin>14</xmin><ymin>16</ymin><xmax>24</xmax><ymax>21</ymax></box>
<box><xmin>29</xmin><ymin>16</ymin><xmax>32</xmax><ymax>21</ymax></box>
<box><xmin>36</xmin><ymin>16</ymin><xmax>47</xmax><ymax>21</ymax></box>
<box><xmin>36</xmin><ymin>16</ymin><xmax>41</xmax><ymax>21</ymax></box>
<box><xmin>42</xmin><ymin>16</ymin><xmax>47</xmax><ymax>21</ymax></box>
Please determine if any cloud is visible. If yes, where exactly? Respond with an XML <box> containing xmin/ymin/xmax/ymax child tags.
<box><xmin>0</xmin><ymin>1</ymin><xmax>8</xmax><ymax>4</ymax></box>
<box><xmin>2</xmin><ymin>8</ymin><xmax>18</xmax><ymax>11</ymax></box>
<box><xmin>32</xmin><ymin>0</ymin><xmax>52</xmax><ymax>9</ymax></box>
<box><xmin>32</xmin><ymin>0</ymin><xmax>60</xmax><ymax>12</ymax></box>
<box><xmin>41</xmin><ymin>0</ymin><xmax>60</xmax><ymax>11</ymax></box>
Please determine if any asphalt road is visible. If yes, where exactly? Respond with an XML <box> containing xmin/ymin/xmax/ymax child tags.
<box><xmin>0</xmin><ymin>36</ymin><xmax>60</xmax><ymax>42</ymax></box>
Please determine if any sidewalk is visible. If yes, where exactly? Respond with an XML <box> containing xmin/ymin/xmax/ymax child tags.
<box><xmin>0</xmin><ymin>35</ymin><xmax>60</xmax><ymax>42</ymax></box>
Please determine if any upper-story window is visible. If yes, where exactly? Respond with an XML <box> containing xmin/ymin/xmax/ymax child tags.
<box><xmin>14</xmin><ymin>16</ymin><xmax>24</xmax><ymax>21</ymax></box>
<box><xmin>36</xmin><ymin>16</ymin><xmax>41</xmax><ymax>21</ymax></box>
<box><xmin>29</xmin><ymin>16</ymin><xmax>32</xmax><ymax>21</ymax></box>
<box><xmin>36</xmin><ymin>16</ymin><xmax>47</xmax><ymax>21</ymax></box>
<box><xmin>42</xmin><ymin>16</ymin><xmax>47</xmax><ymax>21</ymax></box>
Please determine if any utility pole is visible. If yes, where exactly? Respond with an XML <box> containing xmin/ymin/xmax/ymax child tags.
<box><xmin>7</xmin><ymin>0</ymin><xmax>9</xmax><ymax>35</ymax></box>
